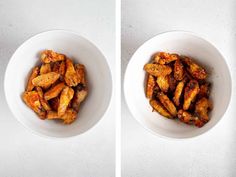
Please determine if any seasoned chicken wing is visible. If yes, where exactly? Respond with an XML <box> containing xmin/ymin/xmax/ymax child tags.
<box><xmin>41</xmin><ymin>50</ymin><xmax>65</xmax><ymax>63</ymax></box>
<box><xmin>72</xmin><ymin>85</ymin><xmax>88</xmax><ymax>112</ymax></box>
<box><xmin>173</xmin><ymin>81</ymin><xmax>185</xmax><ymax>106</ymax></box>
<box><xmin>32</xmin><ymin>72</ymin><xmax>60</xmax><ymax>88</ymax></box>
<box><xmin>150</xmin><ymin>99</ymin><xmax>173</xmax><ymax>119</ymax></box>
<box><xmin>146</xmin><ymin>74</ymin><xmax>156</xmax><ymax>98</ymax></box>
<box><xmin>75</xmin><ymin>64</ymin><xmax>86</xmax><ymax>85</ymax></box>
<box><xmin>61</xmin><ymin>109</ymin><xmax>77</xmax><ymax>124</ymax></box>
<box><xmin>182</xmin><ymin>57</ymin><xmax>207</xmax><ymax>80</ymax></box>
<box><xmin>157</xmin><ymin>92</ymin><xmax>177</xmax><ymax>117</ymax></box>
<box><xmin>58</xmin><ymin>86</ymin><xmax>74</xmax><ymax>116</ymax></box>
<box><xmin>65</xmin><ymin>59</ymin><xmax>80</xmax><ymax>86</ymax></box>
<box><xmin>195</xmin><ymin>97</ymin><xmax>212</xmax><ymax>123</ymax></box>
<box><xmin>44</xmin><ymin>82</ymin><xmax>65</xmax><ymax>100</ymax></box>
<box><xmin>156</xmin><ymin>75</ymin><xmax>169</xmax><ymax>93</ymax></box>
<box><xmin>198</xmin><ymin>83</ymin><xmax>210</xmax><ymax>99</ymax></box>
<box><xmin>144</xmin><ymin>64</ymin><xmax>172</xmax><ymax>77</ymax></box>
<box><xmin>183</xmin><ymin>80</ymin><xmax>200</xmax><ymax>110</ymax></box>
<box><xmin>157</xmin><ymin>52</ymin><xmax>179</xmax><ymax>64</ymax></box>
<box><xmin>174</xmin><ymin>59</ymin><xmax>184</xmax><ymax>81</ymax></box>
<box><xmin>36</xmin><ymin>87</ymin><xmax>51</xmax><ymax>111</ymax></box>
<box><xmin>40</xmin><ymin>63</ymin><xmax>51</xmax><ymax>75</ymax></box>
<box><xmin>177</xmin><ymin>109</ymin><xmax>204</xmax><ymax>127</ymax></box>
<box><xmin>23</xmin><ymin>91</ymin><xmax>46</xmax><ymax>119</ymax></box>
<box><xmin>26</xmin><ymin>66</ymin><xmax>39</xmax><ymax>91</ymax></box>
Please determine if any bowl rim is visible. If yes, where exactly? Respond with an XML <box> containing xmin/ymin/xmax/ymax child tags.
<box><xmin>123</xmin><ymin>30</ymin><xmax>232</xmax><ymax>140</ymax></box>
<box><xmin>4</xmin><ymin>29</ymin><xmax>113</xmax><ymax>140</ymax></box>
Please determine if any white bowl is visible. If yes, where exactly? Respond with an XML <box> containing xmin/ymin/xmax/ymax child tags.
<box><xmin>4</xmin><ymin>30</ymin><xmax>112</xmax><ymax>138</ymax></box>
<box><xmin>124</xmin><ymin>31</ymin><xmax>232</xmax><ymax>139</ymax></box>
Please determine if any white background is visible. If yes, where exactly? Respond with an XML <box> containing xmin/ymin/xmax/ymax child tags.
<box><xmin>0</xmin><ymin>0</ymin><xmax>115</xmax><ymax>177</ymax></box>
<box><xmin>122</xmin><ymin>0</ymin><xmax>236</xmax><ymax>177</ymax></box>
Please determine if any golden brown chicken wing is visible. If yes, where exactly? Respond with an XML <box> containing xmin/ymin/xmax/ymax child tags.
<box><xmin>156</xmin><ymin>75</ymin><xmax>169</xmax><ymax>93</ymax></box>
<box><xmin>26</xmin><ymin>66</ymin><xmax>39</xmax><ymax>91</ymax></box>
<box><xmin>157</xmin><ymin>52</ymin><xmax>179</xmax><ymax>64</ymax></box>
<box><xmin>195</xmin><ymin>97</ymin><xmax>212</xmax><ymax>123</ymax></box>
<box><xmin>144</xmin><ymin>64</ymin><xmax>172</xmax><ymax>77</ymax></box>
<box><xmin>32</xmin><ymin>72</ymin><xmax>60</xmax><ymax>88</ymax></box>
<box><xmin>182</xmin><ymin>57</ymin><xmax>207</xmax><ymax>80</ymax></box>
<box><xmin>174</xmin><ymin>59</ymin><xmax>184</xmax><ymax>81</ymax></box>
<box><xmin>183</xmin><ymin>80</ymin><xmax>200</xmax><ymax>110</ymax></box>
<box><xmin>23</xmin><ymin>91</ymin><xmax>46</xmax><ymax>119</ymax></box>
<box><xmin>40</xmin><ymin>63</ymin><xmax>51</xmax><ymax>75</ymax></box>
<box><xmin>58</xmin><ymin>86</ymin><xmax>74</xmax><ymax>116</ymax></box>
<box><xmin>36</xmin><ymin>87</ymin><xmax>51</xmax><ymax>111</ymax></box>
<box><xmin>150</xmin><ymin>99</ymin><xmax>173</xmax><ymax>119</ymax></box>
<box><xmin>146</xmin><ymin>74</ymin><xmax>156</xmax><ymax>99</ymax></box>
<box><xmin>177</xmin><ymin>109</ymin><xmax>205</xmax><ymax>127</ymax></box>
<box><xmin>198</xmin><ymin>83</ymin><xmax>210</xmax><ymax>99</ymax></box>
<box><xmin>65</xmin><ymin>59</ymin><xmax>80</xmax><ymax>86</ymax></box>
<box><xmin>157</xmin><ymin>92</ymin><xmax>177</xmax><ymax>116</ymax></box>
<box><xmin>72</xmin><ymin>86</ymin><xmax>88</xmax><ymax>112</ymax></box>
<box><xmin>75</xmin><ymin>64</ymin><xmax>86</xmax><ymax>85</ymax></box>
<box><xmin>44</xmin><ymin>82</ymin><xmax>65</xmax><ymax>100</ymax></box>
<box><xmin>173</xmin><ymin>81</ymin><xmax>185</xmax><ymax>106</ymax></box>
<box><xmin>41</xmin><ymin>50</ymin><xmax>65</xmax><ymax>63</ymax></box>
<box><xmin>46</xmin><ymin>109</ymin><xmax>77</xmax><ymax>124</ymax></box>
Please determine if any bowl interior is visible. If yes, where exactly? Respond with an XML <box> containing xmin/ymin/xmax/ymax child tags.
<box><xmin>5</xmin><ymin>30</ymin><xmax>112</xmax><ymax>138</ymax></box>
<box><xmin>124</xmin><ymin>32</ymin><xmax>231</xmax><ymax>139</ymax></box>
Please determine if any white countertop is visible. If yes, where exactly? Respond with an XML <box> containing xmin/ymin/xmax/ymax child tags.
<box><xmin>122</xmin><ymin>0</ymin><xmax>236</xmax><ymax>177</ymax></box>
<box><xmin>0</xmin><ymin>0</ymin><xmax>115</xmax><ymax>177</ymax></box>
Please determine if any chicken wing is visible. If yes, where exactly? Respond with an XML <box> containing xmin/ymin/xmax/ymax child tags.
<box><xmin>65</xmin><ymin>59</ymin><xmax>80</xmax><ymax>86</ymax></box>
<box><xmin>183</xmin><ymin>80</ymin><xmax>200</xmax><ymax>110</ymax></box>
<box><xmin>146</xmin><ymin>74</ymin><xmax>156</xmax><ymax>98</ymax></box>
<box><xmin>41</xmin><ymin>50</ymin><xmax>65</xmax><ymax>63</ymax></box>
<box><xmin>173</xmin><ymin>81</ymin><xmax>185</xmax><ymax>106</ymax></box>
<box><xmin>144</xmin><ymin>64</ymin><xmax>172</xmax><ymax>77</ymax></box>
<box><xmin>168</xmin><ymin>74</ymin><xmax>177</xmax><ymax>92</ymax></box>
<box><xmin>72</xmin><ymin>85</ymin><xmax>88</xmax><ymax>112</ymax></box>
<box><xmin>157</xmin><ymin>52</ymin><xmax>179</xmax><ymax>64</ymax></box>
<box><xmin>177</xmin><ymin>109</ymin><xmax>204</xmax><ymax>127</ymax></box>
<box><xmin>157</xmin><ymin>92</ymin><xmax>177</xmax><ymax>117</ymax></box>
<box><xmin>150</xmin><ymin>99</ymin><xmax>173</xmax><ymax>119</ymax></box>
<box><xmin>22</xmin><ymin>91</ymin><xmax>46</xmax><ymax>119</ymax></box>
<box><xmin>36</xmin><ymin>87</ymin><xmax>51</xmax><ymax>111</ymax></box>
<box><xmin>32</xmin><ymin>72</ymin><xmax>60</xmax><ymax>88</ymax></box>
<box><xmin>58</xmin><ymin>86</ymin><xmax>74</xmax><ymax>116</ymax></box>
<box><xmin>40</xmin><ymin>63</ymin><xmax>51</xmax><ymax>75</ymax></box>
<box><xmin>195</xmin><ymin>97</ymin><xmax>212</xmax><ymax>123</ymax></box>
<box><xmin>61</xmin><ymin>108</ymin><xmax>77</xmax><ymax>124</ymax></box>
<box><xmin>26</xmin><ymin>66</ymin><xmax>39</xmax><ymax>91</ymax></box>
<box><xmin>75</xmin><ymin>64</ymin><xmax>86</xmax><ymax>85</ymax></box>
<box><xmin>59</xmin><ymin>61</ymin><xmax>66</xmax><ymax>77</ymax></box>
<box><xmin>174</xmin><ymin>59</ymin><xmax>184</xmax><ymax>81</ymax></box>
<box><xmin>44</xmin><ymin>82</ymin><xmax>65</xmax><ymax>100</ymax></box>
<box><xmin>198</xmin><ymin>83</ymin><xmax>210</xmax><ymax>99</ymax></box>
<box><xmin>182</xmin><ymin>57</ymin><xmax>207</xmax><ymax>80</ymax></box>
<box><xmin>156</xmin><ymin>75</ymin><xmax>169</xmax><ymax>93</ymax></box>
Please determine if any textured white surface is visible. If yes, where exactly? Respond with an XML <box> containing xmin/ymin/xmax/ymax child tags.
<box><xmin>0</xmin><ymin>0</ymin><xmax>115</xmax><ymax>177</ymax></box>
<box><xmin>122</xmin><ymin>0</ymin><xmax>236</xmax><ymax>177</ymax></box>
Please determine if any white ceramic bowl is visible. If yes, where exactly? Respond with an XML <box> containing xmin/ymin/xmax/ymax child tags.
<box><xmin>4</xmin><ymin>30</ymin><xmax>112</xmax><ymax>138</ymax></box>
<box><xmin>124</xmin><ymin>31</ymin><xmax>231</xmax><ymax>139</ymax></box>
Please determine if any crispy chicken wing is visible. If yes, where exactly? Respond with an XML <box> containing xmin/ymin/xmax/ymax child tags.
<box><xmin>177</xmin><ymin>109</ymin><xmax>204</xmax><ymax>127</ymax></box>
<box><xmin>183</xmin><ymin>80</ymin><xmax>200</xmax><ymax>110</ymax></box>
<box><xmin>156</xmin><ymin>75</ymin><xmax>169</xmax><ymax>93</ymax></box>
<box><xmin>150</xmin><ymin>99</ymin><xmax>173</xmax><ymax>119</ymax></box>
<box><xmin>182</xmin><ymin>57</ymin><xmax>207</xmax><ymax>80</ymax></box>
<box><xmin>61</xmin><ymin>108</ymin><xmax>77</xmax><ymax>124</ymax></box>
<box><xmin>41</xmin><ymin>50</ymin><xmax>65</xmax><ymax>63</ymax></box>
<box><xmin>173</xmin><ymin>81</ymin><xmax>185</xmax><ymax>106</ymax></box>
<box><xmin>36</xmin><ymin>87</ymin><xmax>51</xmax><ymax>111</ymax></box>
<box><xmin>144</xmin><ymin>64</ymin><xmax>172</xmax><ymax>77</ymax></box>
<box><xmin>65</xmin><ymin>59</ymin><xmax>80</xmax><ymax>86</ymax></box>
<box><xmin>75</xmin><ymin>64</ymin><xmax>86</xmax><ymax>85</ymax></box>
<box><xmin>157</xmin><ymin>52</ymin><xmax>179</xmax><ymax>64</ymax></box>
<box><xmin>198</xmin><ymin>83</ymin><xmax>210</xmax><ymax>99</ymax></box>
<box><xmin>174</xmin><ymin>59</ymin><xmax>184</xmax><ymax>81</ymax></box>
<box><xmin>58</xmin><ymin>86</ymin><xmax>74</xmax><ymax>116</ymax></box>
<box><xmin>146</xmin><ymin>74</ymin><xmax>156</xmax><ymax>98</ymax></box>
<box><xmin>157</xmin><ymin>92</ymin><xmax>177</xmax><ymax>117</ymax></box>
<box><xmin>195</xmin><ymin>97</ymin><xmax>212</xmax><ymax>123</ymax></box>
<box><xmin>32</xmin><ymin>72</ymin><xmax>60</xmax><ymax>88</ymax></box>
<box><xmin>23</xmin><ymin>91</ymin><xmax>46</xmax><ymax>119</ymax></box>
<box><xmin>40</xmin><ymin>63</ymin><xmax>51</xmax><ymax>75</ymax></box>
<box><xmin>44</xmin><ymin>82</ymin><xmax>65</xmax><ymax>100</ymax></box>
<box><xmin>72</xmin><ymin>86</ymin><xmax>88</xmax><ymax>112</ymax></box>
<box><xmin>26</xmin><ymin>66</ymin><xmax>39</xmax><ymax>91</ymax></box>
